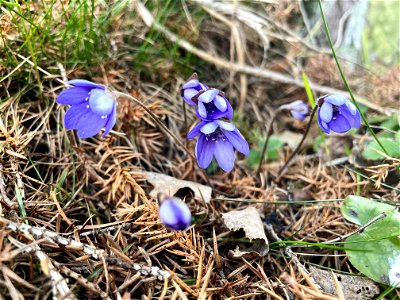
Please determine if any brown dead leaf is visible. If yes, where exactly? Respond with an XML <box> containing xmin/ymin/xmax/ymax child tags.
<box><xmin>222</xmin><ymin>206</ymin><xmax>269</xmax><ymax>258</ymax></box>
<box><xmin>144</xmin><ymin>172</ymin><xmax>212</xmax><ymax>203</ymax></box>
<box><xmin>310</xmin><ymin>266</ymin><xmax>380</xmax><ymax>300</ymax></box>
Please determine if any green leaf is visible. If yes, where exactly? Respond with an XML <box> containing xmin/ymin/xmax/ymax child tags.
<box><xmin>362</xmin><ymin>137</ymin><xmax>400</xmax><ymax>160</ymax></box>
<box><xmin>247</xmin><ymin>149</ymin><xmax>262</xmax><ymax>167</ymax></box>
<box><xmin>246</xmin><ymin>137</ymin><xmax>284</xmax><ymax>167</ymax></box>
<box><xmin>341</xmin><ymin>196</ymin><xmax>400</xmax><ymax>287</ymax></box>
<box><xmin>341</xmin><ymin>195</ymin><xmax>398</xmax><ymax>226</ymax></box>
<box><xmin>264</xmin><ymin>138</ymin><xmax>284</xmax><ymax>161</ymax></box>
<box><xmin>380</xmin><ymin>113</ymin><xmax>399</xmax><ymax>131</ymax></box>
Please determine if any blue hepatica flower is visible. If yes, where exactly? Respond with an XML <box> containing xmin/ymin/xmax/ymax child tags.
<box><xmin>159</xmin><ymin>197</ymin><xmax>192</xmax><ymax>231</ymax></box>
<box><xmin>317</xmin><ymin>95</ymin><xmax>361</xmax><ymax>134</ymax></box>
<box><xmin>187</xmin><ymin>119</ymin><xmax>249</xmax><ymax>172</ymax></box>
<box><xmin>57</xmin><ymin>79</ymin><xmax>117</xmax><ymax>138</ymax></box>
<box><xmin>181</xmin><ymin>75</ymin><xmax>233</xmax><ymax>120</ymax></box>
<box><xmin>285</xmin><ymin>100</ymin><xmax>309</xmax><ymax>120</ymax></box>
<box><xmin>193</xmin><ymin>89</ymin><xmax>233</xmax><ymax>121</ymax></box>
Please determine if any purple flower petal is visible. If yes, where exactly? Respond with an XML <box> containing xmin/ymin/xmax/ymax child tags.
<box><xmin>187</xmin><ymin>121</ymin><xmax>206</xmax><ymax>139</ymax></box>
<box><xmin>319</xmin><ymin>102</ymin><xmax>333</xmax><ymax>123</ymax></box>
<box><xmin>224</xmin><ymin>129</ymin><xmax>249</xmax><ymax>155</ymax></box>
<box><xmin>68</xmin><ymin>79</ymin><xmax>105</xmax><ymax>90</ymax></box>
<box><xmin>195</xmin><ymin>134</ymin><xmax>204</xmax><ymax>160</ymax></box>
<box><xmin>344</xmin><ymin>100</ymin><xmax>357</xmax><ymax>115</ymax></box>
<box><xmin>197</xmin><ymin>101</ymin><xmax>207</xmax><ymax>118</ymax></box>
<box><xmin>214</xmin><ymin>95</ymin><xmax>227</xmax><ymax>112</ymax></box>
<box><xmin>196</xmin><ymin>100</ymin><xmax>234</xmax><ymax>121</ymax></box>
<box><xmin>329</xmin><ymin>114</ymin><xmax>351</xmax><ymax>133</ymax></box>
<box><xmin>57</xmin><ymin>87</ymin><xmax>90</xmax><ymax>105</ymax></box>
<box><xmin>289</xmin><ymin>100</ymin><xmax>307</xmax><ymax>110</ymax></box>
<box><xmin>339</xmin><ymin>105</ymin><xmax>361</xmax><ymax>129</ymax></box>
<box><xmin>215</xmin><ymin>120</ymin><xmax>235</xmax><ymax>131</ymax></box>
<box><xmin>352</xmin><ymin>110</ymin><xmax>361</xmax><ymax>128</ymax></box>
<box><xmin>317</xmin><ymin>114</ymin><xmax>330</xmax><ymax>134</ymax></box>
<box><xmin>324</xmin><ymin>95</ymin><xmax>347</xmax><ymax>106</ymax></box>
<box><xmin>288</xmin><ymin>101</ymin><xmax>308</xmax><ymax>120</ymax></box>
<box><xmin>198</xmin><ymin>89</ymin><xmax>219</xmax><ymax>103</ymax></box>
<box><xmin>88</xmin><ymin>89</ymin><xmax>115</xmax><ymax>115</ymax></box>
<box><xmin>102</xmin><ymin>103</ymin><xmax>117</xmax><ymax>137</ymax></box>
<box><xmin>182</xmin><ymin>79</ymin><xmax>200</xmax><ymax>89</ymax></box>
<box><xmin>183</xmin><ymin>88</ymin><xmax>198</xmax><ymax>106</ymax></box>
<box><xmin>225</xmin><ymin>102</ymin><xmax>234</xmax><ymax>120</ymax></box>
<box><xmin>214</xmin><ymin>140</ymin><xmax>235</xmax><ymax>172</ymax></box>
<box><xmin>196</xmin><ymin>135</ymin><xmax>215</xmax><ymax>169</ymax></box>
<box><xmin>64</xmin><ymin>103</ymin><xmax>90</xmax><ymax>130</ymax></box>
<box><xmin>76</xmin><ymin>111</ymin><xmax>107</xmax><ymax>138</ymax></box>
<box><xmin>291</xmin><ymin>111</ymin><xmax>306</xmax><ymax>120</ymax></box>
<box><xmin>200</xmin><ymin>121</ymin><xmax>218</xmax><ymax>134</ymax></box>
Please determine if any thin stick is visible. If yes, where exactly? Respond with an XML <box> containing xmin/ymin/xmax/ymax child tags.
<box><xmin>182</xmin><ymin>98</ymin><xmax>188</xmax><ymax>148</ymax></box>
<box><xmin>14</xmin><ymin>53</ymin><xmax>69</xmax><ymax>86</ymax></box>
<box><xmin>322</xmin><ymin>212</ymin><xmax>387</xmax><ymax>244</ymax></box>
<box><xmin>265</xmin><ymin>223</ymin><xmax>321</xmax><ymax>289</ymax></box>
<box><xmin>257</xmin><ymin>110</ymin><xmax>280</xmax><ymax>174</ymax></box>
<box><xmin>134</xmin><ymin>0</ymin><xmax>392</xmax><ymax>115</ymax></box>
<box><xmin>2</xmin><ymin>218</ymin><xmax>170</xmax><ymax>281</ymax></box>
<box><xmin>0</xmin><ymin>164</ymin><xmax>15</xmax><ymax>209</ymax></box>
<box><xmin>276</xmin><ymin>106</ymin><xmax>318</xmax><ymax>180</ymax></box>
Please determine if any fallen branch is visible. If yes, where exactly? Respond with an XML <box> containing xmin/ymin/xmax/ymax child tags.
<box><xmin>2</xmin><ymin>218</ymin><xmax>171</xmax><ymax>281</ymax></box>
<box><xmin>134</xmin><ymin>0</ymin><xmax>392</xmax><ymax>115</ymax></box>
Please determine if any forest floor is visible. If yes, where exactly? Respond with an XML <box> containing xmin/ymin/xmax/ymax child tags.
<box><xmin>0</xmin><ymin>1</ymin><xmax>399</xmax><ymax>299</ymax></box>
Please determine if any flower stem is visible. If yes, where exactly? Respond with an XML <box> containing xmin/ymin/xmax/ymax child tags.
<box><xmin>257</xmin><ymin>112</ymin><xmax>279</xmax><ymax>174</ymax></box>
<box><xmin>182</xmin><ymin>98</ymin><xmax>188</xmax><ymax>148</ymax></box>
<box><xmin>318</xmin><ymin>0</ymin><xmax>389</xmax><ymax>156</ymax></box>
<box><xmin>276</xmin><ymin>106</ymin><xmax>318</xmax><ymax>180</ymax></box>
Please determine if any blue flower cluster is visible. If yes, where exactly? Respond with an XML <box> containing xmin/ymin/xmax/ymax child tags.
<box><xmin>182</xmin><ymin>74</ymin><xmax>249</xmax><ymax>172</ymax></box>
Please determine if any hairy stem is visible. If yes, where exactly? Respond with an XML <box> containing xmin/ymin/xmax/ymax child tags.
<box><xmin>257</xmin><ymin>111</ymin><xmax>280</xmax><ymax>174</ymax></box>
<box><xmin>276</xmin><ymin>106</ymin><xmax>318</xmax><ymax>180</ymax></box>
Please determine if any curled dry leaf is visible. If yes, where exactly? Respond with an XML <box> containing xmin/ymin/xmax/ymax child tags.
<box><xmin>310</xmin><ymin>266</ymin><xmax>380</xmax><ymax>300</ymax></box>
<box><xmin>222</xmin><ymin>206</ymin><xmax>269</xmax><ymax>259</ymax></box>
<box><xmin>144</xmin><ymin>171</ymin><xmax>212</xmax><ymax>203</ymax></box>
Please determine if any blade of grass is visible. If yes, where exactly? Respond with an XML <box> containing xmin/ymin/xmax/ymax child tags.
<box><xmin>15</xmin><ymin>0</ymin><xmax>43</xmax><ymax>93</ymax></box>
<box><xmin>302</xmin><ymin>72</ymin><xmax>316</xmax><ymax>108</ymax></box>
<box><xmin>318</xmin><ymin>0</ymin><xmax>389</xmax><ymax>156</ymax></box>
<box><xmin>28</xmin><ymin>157</ymin><xmax>44</xmax><ymax>182</ymax></box>
<box><xmin>302</xmin><ymin>71</ymin><xmax>329</xmax><ymax>156</ymax></box>
<box><xmin>375</xmin><ymin>283</ymin><xmax>400</xmax><ymax>300</ymax></box>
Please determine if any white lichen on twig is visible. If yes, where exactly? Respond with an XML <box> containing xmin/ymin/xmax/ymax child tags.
<box><xmin>3</xmin><ymin>219</ymin><xmax>170</xmax><ymax>281</ymax></box>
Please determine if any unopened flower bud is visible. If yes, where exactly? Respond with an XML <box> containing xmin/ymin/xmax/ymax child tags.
<box><xmin>159</xmin><ymin>197</ymin><xmax>192</xmax><ymax>231</ymax></box>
